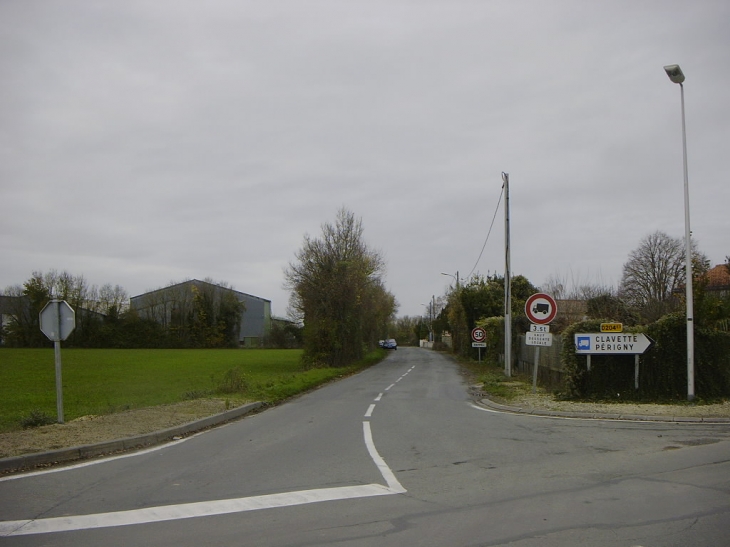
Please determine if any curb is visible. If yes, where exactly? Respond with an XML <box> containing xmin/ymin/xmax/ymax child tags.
<box><xmin>0</xmin><ymin>402</ymin><xmax>265</xmax><ymax>474</ymax></box>
<box><xmin>477</xmin><ymin>398</ymin><xmax>730</xmax><ymax>423</ymax></box>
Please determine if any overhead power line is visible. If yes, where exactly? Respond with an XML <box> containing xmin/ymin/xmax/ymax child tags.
<box><xmin>465</xmin><ymin>183</ymin><xmax>504</xmax><ymax>281</ymax></box>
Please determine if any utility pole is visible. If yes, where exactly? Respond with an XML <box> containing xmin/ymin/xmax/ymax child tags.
<box><xmin>502</xmin><ymin>172</ymin><xmax>512</xmax><ymax>377</ymax></box>
<box><xmin>432</xmin><ymin>294</ymin><xmax>436</xmax><ymax>343</ymax></box>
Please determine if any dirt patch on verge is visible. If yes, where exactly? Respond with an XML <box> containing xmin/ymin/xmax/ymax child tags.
<box><xmin>0</xmin><ymin>399</ymin><xmax>244</xmax><ymax>459</ymax></box>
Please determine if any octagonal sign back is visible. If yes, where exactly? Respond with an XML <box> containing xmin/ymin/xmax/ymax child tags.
<box><xmin>40</xmin><ymin>300</ymin><xmax>76</xmax><ymax>341</ymax></box>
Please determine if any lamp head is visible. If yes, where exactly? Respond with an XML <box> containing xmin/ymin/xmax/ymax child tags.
<box><xmin>664</xmin><ymin>64</ymin><xmax>685</xmax><ymax>84</ymax></box>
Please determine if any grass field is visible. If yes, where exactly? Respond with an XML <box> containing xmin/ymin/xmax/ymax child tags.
<box><xmin>0</xmin><ymin>348</ymin><xmax>385</xmax><ymax>433</ymax></box>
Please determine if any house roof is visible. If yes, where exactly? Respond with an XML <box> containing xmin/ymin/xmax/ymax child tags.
<box><xmin>706</xmin><ymin>264</ymin><xmax>730</xmax><ymax>289</ymax></box>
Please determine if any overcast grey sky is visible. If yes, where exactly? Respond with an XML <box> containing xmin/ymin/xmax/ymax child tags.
<box><xmin>1</xmin><ymin>1</ymin><xmax>728</xmax><ymax>318</ymax></box>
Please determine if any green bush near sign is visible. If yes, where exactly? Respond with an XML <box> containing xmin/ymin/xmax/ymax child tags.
<box><xmin>561</xmin><ymin>316</ymin><xmax>730</xmax><ymax>401</ymax></box>
<box><xmin>642</xmin><ymin>313</ymin><xmax>730</xmax><ymax>399</ymax></box>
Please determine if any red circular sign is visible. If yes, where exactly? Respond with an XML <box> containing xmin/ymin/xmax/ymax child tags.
<box><xmin>471</xmin><ymin>327</ymin><xmax>487</xmax><ymax>342</ymax></box>
<box><xmin>525</xmin><ymin>293</ymin><xmax>557</xmax><ymax>325</ymax></box>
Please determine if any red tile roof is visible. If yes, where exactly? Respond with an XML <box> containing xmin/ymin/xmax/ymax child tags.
<box><xmin>706</xmin><ymin>264</ymin><xmax>730</xmax><ymax>289</ymax></box>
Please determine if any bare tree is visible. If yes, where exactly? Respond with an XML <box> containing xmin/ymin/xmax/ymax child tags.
<box><xmin>98</xmin><ymin>284</ymin><xmax>129</xmax><ymax>316</ymax></box>
<box><xmin>619</xmin><ymin>231</ymin><xmax>707</xmax><ymax>322</ymax></box>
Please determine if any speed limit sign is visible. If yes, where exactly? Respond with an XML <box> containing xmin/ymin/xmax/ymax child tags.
<box><xmin>471</xmin><ymin>327</ymin><xmax>487</xmax><ymax>343</ymax></box>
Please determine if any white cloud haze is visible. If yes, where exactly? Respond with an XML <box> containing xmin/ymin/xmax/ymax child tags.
<box><xmin>1</xmin><ymin>0</ymin><xmax>728</xmax><ymax>318</ymax></box>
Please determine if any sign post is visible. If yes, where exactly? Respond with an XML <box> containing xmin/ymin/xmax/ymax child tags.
<box><xmin>39</xmin><ymin>300</ymin><xmax>76</xmax><ymax>423</ymax></box>
<box><xmin>471</xmin><ymin>327</ymin><xmax>487</xmax><ymax>363</ymax></box>
<box><xmin>525</xmin><ymin>294</ymin><xmax>557</xmax><ymax>392</ymax></box>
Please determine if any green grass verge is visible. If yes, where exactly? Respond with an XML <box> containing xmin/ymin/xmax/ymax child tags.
<box><xmin>458</xmin><ymin>357</ymin><xmax>535</xmax><ymax>401</ymax></box>
<box><xmin>0</xmin><ymin>348</ymin><xmax>387</xmax><ymax>433</ymax></box>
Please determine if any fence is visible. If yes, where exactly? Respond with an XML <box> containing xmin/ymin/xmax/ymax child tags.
<box><xmin>515</xmin><ymin>333</ymin><xmax>565</xmax><ymax>391</ymax></box>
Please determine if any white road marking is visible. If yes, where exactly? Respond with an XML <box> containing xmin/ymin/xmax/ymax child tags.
<box><xmin>385</xmin><ymin>383</ymin><xmax>396</xmax><ymax>391</ymax></box>
<box><xmin>364</xmin><ymin>404</ymin><xmax>376</xmax><ymax>417</ymax></box>
<box><xmin>0</xmin><ymin>435</ymin><xmax>197</xmax><ymax>483</ymax></box>
<box><xmin>0</xmin><ymin>484</ymin><xmax>397</xmax><ymax>536</ymax></box>
<box><xmin>374</xmin><ymin>393</ymin><xmax>383</xmax><ymax>401</ymax></box>
<box><xmin>362</xmin><ymin>422</ymin><xmax>406</xmax><ymax>493</ymax></box>
<box><xmin>0</xmin><ymin>409</ymin><xmax>406</xmax><ymax>537</ymax></box>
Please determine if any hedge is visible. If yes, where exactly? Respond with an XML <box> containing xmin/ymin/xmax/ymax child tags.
<box><xmin>560</xmin><ymin>314</ymin><xmax>730</xmax><ymax>401</ymax></box>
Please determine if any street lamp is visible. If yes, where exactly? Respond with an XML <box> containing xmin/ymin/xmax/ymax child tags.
<box><xmin>663</xmin><ymin>63</ymin><xmax>694</xmax><ymax>401</ymax></box>
<box><xmin>440</xmin><ymin>271</ymin><xmax>459</xmax><ymax>288</ymax></box>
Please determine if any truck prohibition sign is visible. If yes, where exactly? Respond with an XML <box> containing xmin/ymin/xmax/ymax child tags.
<box><xmin>524</xmin><ymin>293</ymin><xmax>557</xmax><ymax>325</ymax></box>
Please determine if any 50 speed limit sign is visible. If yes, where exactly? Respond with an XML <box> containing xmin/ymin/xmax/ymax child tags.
<box><xmin>471</xmin><ymin>327</ymin><xmax>487</xmax><ymax>343</ymax></box>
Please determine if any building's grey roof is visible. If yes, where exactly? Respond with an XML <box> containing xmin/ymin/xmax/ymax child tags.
<box><xmin>130</xmin><ymin>279</ymin><xmax>270</xmax><ymax>303</ymax></box>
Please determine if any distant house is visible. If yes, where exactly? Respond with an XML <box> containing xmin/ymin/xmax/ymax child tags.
<box><xmin>705</xmin><ymin>264</ymin><xmax>730</xmax><ymax>297</ymax></box>
<box><xmin>130</xmin><ymin>279</ymin><xmax>271</xmax><ymax>347</ymax></box>
<box><xmin>555</xmin><ymin>299</ymin><xmax>588</xmax><ymax>328</ymax></box>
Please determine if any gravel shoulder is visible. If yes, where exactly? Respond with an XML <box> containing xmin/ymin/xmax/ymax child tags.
<box><xmin>492</xmin><ymin>389</ymin><xmax>730</xmax><ymax>418</ymax></box>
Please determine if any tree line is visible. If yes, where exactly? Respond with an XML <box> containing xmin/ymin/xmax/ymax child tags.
<box><xmin>423</xmin><ymin>231</ymin><xmax>728</xmax><ymax>360</ymax></box>
<box><xmin>401</xmin><ymin>230</ymin><xmax>729</xmax><ymax>399</ymax></box>
<box><xmin>0</xmin><ymin>272</ymin><xmax>264</xmax><ymax>348</ymax></box>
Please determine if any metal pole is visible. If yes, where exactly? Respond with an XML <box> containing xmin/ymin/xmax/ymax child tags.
<box><xmin>431</xmin><ymin>294</ymin><xmax>436</xmax><ymax>342</ymax></box>
<box><xmin>54</xmin><ymin>300</ymin><xmax>64</xmax><ymax>424</ymax></box>
<box><xmin>680</xmin><ymin>82</ymin><xmax>695</xmax><ymax>402</ymax></box>
<box><xmin>532</xmin><ymin>347</ymin><xmax>540</xmax><ymax>393</ymax></box>
<box><xmin>502</xmin><ymin>172</ymin><xmax>512</xmax><ymax>377</ymax></box>
<box><xmin>54</xmin><ymin>341</ymin><xmax>64</xmax><ymax>424</ymax></box>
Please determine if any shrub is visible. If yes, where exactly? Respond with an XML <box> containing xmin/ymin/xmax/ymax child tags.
<box><xmin>643</xmin><ymin>313</ymin><xmax>730</xmax><ymax>400</ymax></box>
<box><xmin>215</xmin><ymin>368</ymin><xmax>249</xmax><ymax>394</ymax></box>
<box><xmin>20</xmin><ymin>409</ymin><xmax>55</xmax><ymax>429</ymax></box>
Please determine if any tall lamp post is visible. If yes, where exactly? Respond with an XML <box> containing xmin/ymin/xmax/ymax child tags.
<box><xmin>664</xmin><ymin>63</ymin><xmax>694</xmax><ymax>402</ymax></box>
<box><xmin>441</xmin><ymin>271</ymin><xmax>459</xmax><ymax>289</ymax></box>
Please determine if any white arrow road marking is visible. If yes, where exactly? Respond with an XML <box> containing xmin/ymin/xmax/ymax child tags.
<box><xmin>1</xmin><ymin>414</ymin><xmax>406</xmax><ymax>537</ymax></box>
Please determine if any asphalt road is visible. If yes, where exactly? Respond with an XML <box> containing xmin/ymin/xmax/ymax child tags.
<box><xmin>1</xmin><ymin>347</ymin><xmax>729</xmax><ymax>546</ymax></box>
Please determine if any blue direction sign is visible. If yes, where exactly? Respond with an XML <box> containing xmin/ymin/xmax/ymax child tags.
<box><xmin>574</xmin><ymin>333</ymin><xmax>653</xmax><ymax>355</ymax></box>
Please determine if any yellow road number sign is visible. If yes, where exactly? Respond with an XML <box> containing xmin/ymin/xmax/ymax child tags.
<box><xmin>600</xmin><ymin>323</ymin><xmax>623</xmax><ymax>333</ymax></box>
